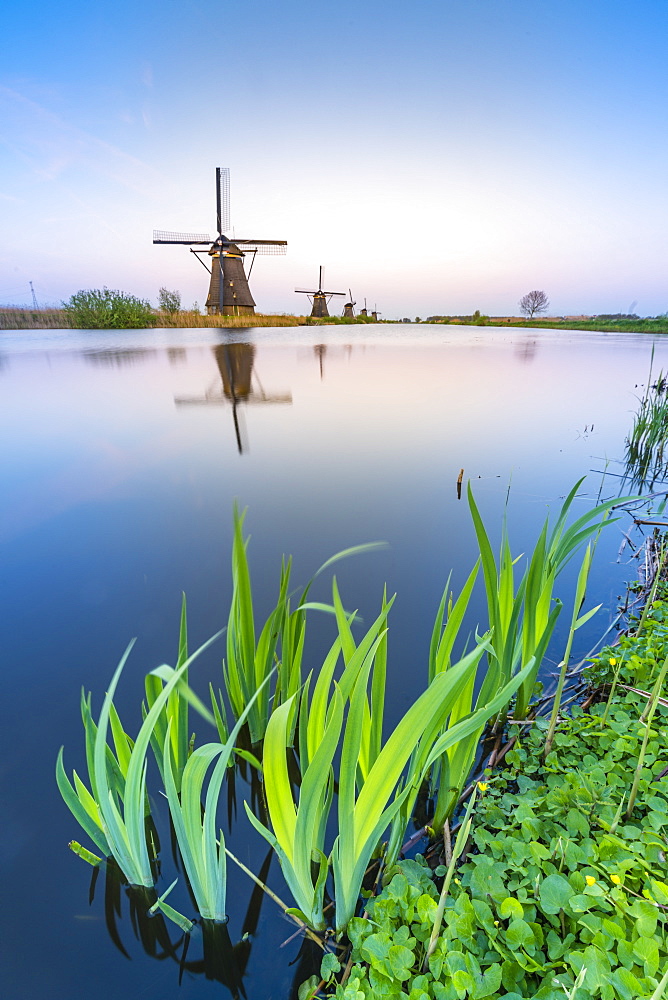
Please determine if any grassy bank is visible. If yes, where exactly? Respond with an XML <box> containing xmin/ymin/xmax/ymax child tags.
<box><xmin>305</xmin><ymin>582</ymin><xmax>668</xmax><ymax>1000</ymax></box>
<box><xmin>4</xmin><ymin>306</ymin><xmax>668</xmax><ymax>334</ymax></box>
<box><xmin>0</xmin><ymin>307</ymin><xmax>309</xmax><ymax>330</ymax></box>
<box><xmin>425</xmin><ymin>316</ymin><xmax>668</xmax><ymax>335</ymax></box>
<box><xmin>0</xmin><ymin>307</ymin><xmax>385</xmax><ymax>330</ymax></box>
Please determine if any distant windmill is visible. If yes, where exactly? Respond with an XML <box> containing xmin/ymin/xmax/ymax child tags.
<box><xmin>360</xmin><ymin>297</ymin><xmax>368</xmax><ymax>317</ymax></box>
<box><xmin>153</xmin><ymin>168</ymin><xmax>287</xmax><ymax>316</ymax></box>
<box><xmin>295</xmin><ymin>267</ymin><xmax>345</xmax><ymax>318</ymax></box>
<box><xmin>343</xmin><ymin>289</ymin><xmax>356</xmax><ymax>319</ymax></box>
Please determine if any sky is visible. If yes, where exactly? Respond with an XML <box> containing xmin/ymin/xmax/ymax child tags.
<box><xmin>1</xmin><ymin>0</ymin><xmax>667</xmax><ymax>319</ymax></box>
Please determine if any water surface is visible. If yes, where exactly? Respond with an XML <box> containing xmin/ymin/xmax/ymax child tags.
<box><xmin>1</xmin><ymin>324</ymin><xmax>664</xmax><ymax>999</ymax></box>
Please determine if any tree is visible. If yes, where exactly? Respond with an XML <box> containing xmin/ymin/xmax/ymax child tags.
<box><xmin>519</xmin><ymin>290</ymin><xmax>549</xmax><ymax>319</ymax></box>
<box><xmin>158</xmin><ymin>287</ymin><xmax>181</xmax><ymax>314</ymax></box>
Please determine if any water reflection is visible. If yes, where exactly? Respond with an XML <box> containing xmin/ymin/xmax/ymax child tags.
<box><xmin>82</xmin><ymin>348</ymin><xmax>153</xmax><ymax>368</ymax></box>
<box><xmin>175</xmin><ymin>343</ymin><xmax>292</xmax><ymax>453</ymax></box>
<box><xmin>313</xmin><ymin>344</ymin><xmax>326</xmax><ymax>379</ymax></box>
<box><xmin>91</xmin><ymin>848</ymin><xmax>278</xmax><ymax>999</ymax></box>
<box><xmin>513</xmin><ymin>337</ymin><xmax>538</xmax><ymax>362</ymax></box>
<box><xmin>167</xmin><ymin>347</ymin><xmax>188</xmax><ymax>366</ymax></box>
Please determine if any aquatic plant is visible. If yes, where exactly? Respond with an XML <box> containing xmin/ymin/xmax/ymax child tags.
<box><xmin>624</xmin><ymin>368</ymin><xmax>668</xmax><ymax>489</ymax></box>
<box><xmin>218</xmin><ymin>506</ymin><xmax>384</xmax><ymax>745</ymax></box>
<box><xmin>246</xmin><ymin>579</ymin><xmax>533</xmax><ymax>934</ymax></box>
<box><xmin>163</xmin><ymin>677</ymin><xmax>271</xmax><ymax>921</ymax></box>
<box><xmin>57</xmin><ymin>630</ymin><xmax>222</xmax><ymax>888</ymax></box>
<box><xmin>57</xmin><ymin>484</ymin><xmax>638</xmax><ymax>943</ymax></box>
<box><xmin>469</xmin><ymin>478</ymin><xmax>627</xmax><ymax>720</ymax></box>
<box><xmin>316</xmin><ymin>645</ymin><xmax>668</xmax><ymax>1000</ymax></box>
<box><xmin>543</xmin><ymin>540</ymin><xmax>601</xmax><ymax>756</ymax></box>
<box><xmin>244</xmin><ymin>593</ymin><xmax>393</xmax><ymax>930</ymax></box>
<box><xmin>144</xmin><ymin>595</ymin><xmax>218</xmax><ymax>793</ymax></box>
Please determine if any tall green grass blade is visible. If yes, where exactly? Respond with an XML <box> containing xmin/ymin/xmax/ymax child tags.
<box><xmin>89</xmin><ymin>630</ymin><xmax>224</xmax><ymax>887</ymax></box>
<box><xmin>163</xmin><ymin>675</ymin><xmax>271</xmax><ymax>923</ymax></box>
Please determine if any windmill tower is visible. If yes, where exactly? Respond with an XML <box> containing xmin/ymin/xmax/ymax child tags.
<box><xmin>343</xmin><ymin>289</ymin><xmax>356</xmax><ymax>319</ymax></box>
<box><xmin>153</xmin><ymin>168</ymin><xmax>287</xmax><ymax>316</ymax></box>
<box><xmin>295</xmin><ymin>267</ymin><xmax>345</xmax><ymax>318</ymax></box>
<box><xmin>360</xmin><ymin>298</ymin><xmax>368</xmax><ymax>317</ymax></box>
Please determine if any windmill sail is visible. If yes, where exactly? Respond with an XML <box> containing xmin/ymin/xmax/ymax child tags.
<box><xmin>153</xmin><ymin>230</ymin><xmax>211</xmax><ymax>244</ymax></box>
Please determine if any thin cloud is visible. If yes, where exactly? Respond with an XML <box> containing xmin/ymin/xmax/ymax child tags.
<box><xmin>0</xmin><ymin>85</ymin><xmax>172</xmax><ymax>200</ymax></box>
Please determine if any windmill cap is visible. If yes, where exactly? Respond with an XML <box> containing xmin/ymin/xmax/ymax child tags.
<box><xmin>209</xmin><ymin>237</ymin><xmax>245</xmax><ymax>257</ymax></box>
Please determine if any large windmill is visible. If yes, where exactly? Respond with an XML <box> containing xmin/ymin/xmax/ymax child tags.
<box><xmin>295</xmin><ymin>267</ymin><xmax>345</xmax><ymax>318</ymax></box>
<box><xmin>153</xmin><ymin>168</ymin><xmax>287</xmax><ymax>316</ymax></box>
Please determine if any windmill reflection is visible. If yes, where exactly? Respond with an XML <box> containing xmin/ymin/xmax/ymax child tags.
<box><xmin>313</xmin><ymin>344</ymin><xmax>326</xmax><ymax>379</ymax></box>
<box><xmin>175</xmin><ymin>343</ymin><xmax>292</xmax><ymax>454</ymax></box>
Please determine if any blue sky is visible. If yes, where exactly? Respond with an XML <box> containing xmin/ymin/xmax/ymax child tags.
<box><xmin>1</xmin><ymin>0</ymin><xmax>667</xmax><ymax>318</ymax></box>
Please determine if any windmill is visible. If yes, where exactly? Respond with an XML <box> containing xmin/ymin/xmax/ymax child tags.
<box><xmin>360</xmin><ymin>297</ymin><xmax>368</xmax><ymax>317</ymax></box>
<box><xmin>343</xmin><ymin>289</ymin><xmax>356</xmax><ymax>319</ymax></box>
<box><xmin>153</xmin><ymin>168</ymin><xmax>287</xmax><ymax>316</ymax></box>
<box><xmin>295</xmin><ymin>266</ymin><xmax>345</xmax><ymax>318</ymax></box>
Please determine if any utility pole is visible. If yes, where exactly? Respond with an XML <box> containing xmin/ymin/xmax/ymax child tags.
<box><xmin>29</xmin><ymin>281</ymin><xmax>39</xmax><ymax>309</ymax></box>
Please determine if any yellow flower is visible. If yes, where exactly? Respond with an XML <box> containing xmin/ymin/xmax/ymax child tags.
<box><xmin>609</xmin><ymin>657</ymin><xmax>617</xmax><ymax>666</ymax></box>
<box><xmin>610</xmin><ymin>874</ymin><xmax>621</xmax><ymax>885</ymax></box>
<box><xmin>585</xmin><ymin>876</ymin><xmax>596</xmax><ymax>886</ymax></box>
<box><xmin>477</xmin><ymin>781</ymin><xmax>489</xmax><ymax>792</ymax></box>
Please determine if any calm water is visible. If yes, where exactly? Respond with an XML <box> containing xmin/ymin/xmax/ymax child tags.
<box><xmin>1</xmin><ymin>324</ymin><xmax>665</xmax><ymax>999</ymax></box>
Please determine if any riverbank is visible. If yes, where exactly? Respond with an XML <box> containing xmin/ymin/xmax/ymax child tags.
<box><xmin>4</xmin><ymin>307</ymin><xmax>667</xmax><ymax>334</ymax></box>
<box><xmin>426</xmin><ymin>316</ymin><xmax>668</xmax><ymax>335</ymax></box>
<box><xmin>0</xmin><ymin>307</ymin><xmax>385</xmax><ymax>330</ymax></box>
<box><xmin>304</xmin><ymin>571</ymin><xmax>668</xmax><ymax>1000</ymax></box>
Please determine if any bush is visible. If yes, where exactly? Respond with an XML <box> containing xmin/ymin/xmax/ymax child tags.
<box><xmin>158</xmin><ymin>287</ymin><xmax>181</xmax><ymax>314</ymax></box>
<box><xmin>63</xmin><ymin>288</ymin><xmax>157</xmax><ymax>329</ymax></box>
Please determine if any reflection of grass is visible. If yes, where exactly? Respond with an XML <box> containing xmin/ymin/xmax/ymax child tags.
<box><xmin>624</xmin><ymin>371</ymin><xmax>668</xmax><ymax>488</ymax></box>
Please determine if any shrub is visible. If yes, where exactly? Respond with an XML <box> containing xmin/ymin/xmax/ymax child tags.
<box><xmin>158</xmin><ymin>287</ymin><xmax>181</xmax><ymax>314</ymax></box>
<box><xmin>63</xmin><ymin>288</ymin><xmax>157</xmax><ymax>329</ymax></box>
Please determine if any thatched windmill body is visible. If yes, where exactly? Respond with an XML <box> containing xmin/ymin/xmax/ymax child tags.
<box><xmin>153</xmin><ymin>168</ymin><xmax>287</xmax><ymax>316</ymax></box>
<box><xmin>295</xmin><ymin>267</ymin><xmax>345</xmax><ymax>318</ymax></box>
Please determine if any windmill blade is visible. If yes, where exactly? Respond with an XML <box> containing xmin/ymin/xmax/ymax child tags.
<box><xmin>216</xmin><ymin>167</ymin><xmax>231</xmax><ymax>234</ymax></box>
<box><xmin>295</xmin><ymin>288</ymin><xmax>318</xmax><ymax>294</ymax></box>
<box><xmin>323</xmin><ymin>290</ymin><xmax>346</xmax><ymax>297</ymax></box>
<box><xmin>234</xmin><ymin>239</ymin><xmax>287</xmax><ymax>255</ymax></box>
<box><xmin>153</xmin><ymin>230</ymin><xmax>211</xmax><ymax>244</ymax></box>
